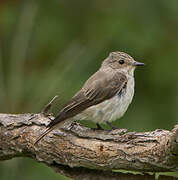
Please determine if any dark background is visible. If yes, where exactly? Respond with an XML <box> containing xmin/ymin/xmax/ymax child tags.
<box><xmin>0</xmin><ymin>0</ymin><xmax>178</xmax><ymax>179</ymax></box>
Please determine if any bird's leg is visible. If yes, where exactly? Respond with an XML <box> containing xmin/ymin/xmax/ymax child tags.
<box><xmin>106</xmin><ymin>121</ymin><xmax>118</xmax><ymax>130</ymax></box>
<box><xmin>91</xmin><ymin>123</ymin><xmax>104</xmax><ymax>130</ymax></box>
<box><xmin>96</xmin><ymin>123</ymin><xmax>104</xmax><ymax>130</ymax></box>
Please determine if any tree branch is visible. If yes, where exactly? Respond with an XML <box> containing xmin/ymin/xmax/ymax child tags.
<box><xmin>0</xmin><ymin>113</ymin><xmax>178</xmax><ymax>180</ymax></box>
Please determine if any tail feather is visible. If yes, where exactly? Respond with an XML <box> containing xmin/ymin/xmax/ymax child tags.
<box><xmin>34</xmin><ymin>126</ymin><xmax>56</xmax><ymax>145</ymax></box>
<box><xmin>34</xmin><ymin>116</ymin><xmax>69</xmax><ymax>145</ymax></box>
<box><xmin>34</xmin><ymin>112</ymin><xmax>73</xmax><ymax>145</ymax></box>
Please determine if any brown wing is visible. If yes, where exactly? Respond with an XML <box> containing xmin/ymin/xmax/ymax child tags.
<box><xmin>48</xmin><ymin>70</ymin><xmax>127</xmax><ymax>127</ymax></box>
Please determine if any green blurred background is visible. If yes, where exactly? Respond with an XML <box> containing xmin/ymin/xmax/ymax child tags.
<box><xmin>0</xmin><ymin>0</ymin><xmax>178</xmax><ymax>179</ymax></box>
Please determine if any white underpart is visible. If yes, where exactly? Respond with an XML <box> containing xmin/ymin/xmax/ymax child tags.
<box><xmin>73</xmin><ymin>67</ymin><xmax>135</xmax><ymax>124</ymax></box>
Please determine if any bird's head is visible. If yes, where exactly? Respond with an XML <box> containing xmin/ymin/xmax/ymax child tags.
<box><xmin>102</xmin><ymin>51</ymin><xmax>144</xmax><ymax>75</ymax></box>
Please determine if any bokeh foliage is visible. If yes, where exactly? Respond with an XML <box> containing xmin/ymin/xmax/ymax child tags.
<box><xmin>0</xmin><ymin>0</ymin><xmax>178</xmax><ymax>179</ymax></box>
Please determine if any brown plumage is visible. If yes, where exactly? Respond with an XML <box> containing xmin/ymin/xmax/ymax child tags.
<box><xmin>34</xmin><ymin>51</ymin><xmax>144</xmax><ymax>145</ymax></box>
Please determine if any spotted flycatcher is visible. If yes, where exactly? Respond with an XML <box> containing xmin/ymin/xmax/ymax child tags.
<box><xmin>35</xmin><ymin>51</ymin><xmax>144</xmax><ymax>144</ymax></box>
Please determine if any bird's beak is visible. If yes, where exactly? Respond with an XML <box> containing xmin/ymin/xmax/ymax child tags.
<box><xmin>133</xmin><ymin>61</ymin><xmax>145</xmax><ymax>66</ymax></box>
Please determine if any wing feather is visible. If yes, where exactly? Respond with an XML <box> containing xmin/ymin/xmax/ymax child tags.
<box><xmin>48</xmin><ymin>70</ymin><xmax>127</xmax><ymax>127</ymax></box>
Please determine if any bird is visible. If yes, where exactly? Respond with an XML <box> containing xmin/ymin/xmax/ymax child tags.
<box><xmin>34</xmin><ymin>51</ymin><xmax>144</xmax><ymax>144</ymax></box>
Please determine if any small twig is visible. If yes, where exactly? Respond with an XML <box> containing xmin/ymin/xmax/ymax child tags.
<box><xmin>41</xmin><ymin>95</ymin><xmax>58</xmax><ymax>115</ymax></box>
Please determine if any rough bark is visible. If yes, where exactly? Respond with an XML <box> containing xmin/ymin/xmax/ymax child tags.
<box><xmin>0</xmin><ymin>113</ymin><xmax>178</xmax><ymax>180</ymax></box>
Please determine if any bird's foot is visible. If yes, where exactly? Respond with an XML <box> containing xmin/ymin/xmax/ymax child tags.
<box><xmin>106</xmin><ymin>122</ymin><xmax>128</xmax><ymax>134</ymax></box>
<box><xmin>106</xmin><ymin>121</ymin><xmax>119</xmax><ymax>130</ymax></box>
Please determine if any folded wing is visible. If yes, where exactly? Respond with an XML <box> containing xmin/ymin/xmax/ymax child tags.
<box><xmin>48</xmin><ymin>70</ymin><xmax>127</xmax><ymax>128</ymax></box>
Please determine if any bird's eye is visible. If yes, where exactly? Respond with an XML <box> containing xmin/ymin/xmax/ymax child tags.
<box><xmin>119</xmin><ymin>60</ymin><xmax>125</xmax><ymax>65</ymax></box>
